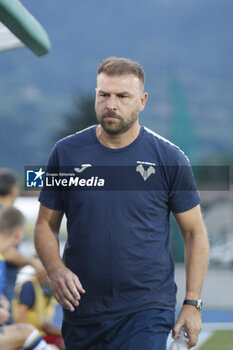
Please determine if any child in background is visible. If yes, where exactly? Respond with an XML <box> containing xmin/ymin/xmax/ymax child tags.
<box><xmin>13</xmin><ymin>263</ymin><xmax>65</xmax><ymax>350</ymax></box>
<box><xmin>0</xmin><ymin>167</ymin><xmax>45</xmax><ymax>324</ymax></box>
<box><xmin>0</xmin><ymin>206</ymin><xmax>58</xmax><ymax>350</ymax></box>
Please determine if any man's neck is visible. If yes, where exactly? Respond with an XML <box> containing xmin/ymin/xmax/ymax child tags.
<box><xmin>96</xmin><ymin>123</ymin><xmax>141</xmax><ymax>149</ymax></box>
<box><xmin>0</xmin><ymin>197</ymin><xmax>14</xmax><ymax>208</ymax></box>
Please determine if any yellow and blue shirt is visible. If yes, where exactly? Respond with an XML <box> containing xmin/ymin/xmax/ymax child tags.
<box><xmin>13</xmin><ymin>276</ymin><xmax>57</xmax><ymax>334</ymax></box>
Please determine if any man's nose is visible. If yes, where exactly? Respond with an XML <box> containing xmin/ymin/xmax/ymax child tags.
<box><xmin>106</xmin><ymin>96</ymin><xmax>117</xmax><ymax>110</ymax></box>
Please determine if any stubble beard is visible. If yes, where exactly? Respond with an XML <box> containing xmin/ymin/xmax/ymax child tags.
<box><xmin>96</xmin><ymin>109</ymin><xmax>140</xmax><ymax>135</ymax></box>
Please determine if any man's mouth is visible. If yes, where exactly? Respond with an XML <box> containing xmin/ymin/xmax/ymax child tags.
<box><xmin>104</xmin><ymin>116</ymin><xmax>119</xmax><ymax>120</ymax></box>
<box><xmin>102</xmin><ymin>113</ymin><xmax>120</xmax><ymax>121</ymax></box>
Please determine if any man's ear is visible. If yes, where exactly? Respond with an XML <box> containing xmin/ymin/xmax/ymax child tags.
<box><xmin>140</xmin><ymin>92</ymin><xmax>148</xmax><ymax>112</ymax></box>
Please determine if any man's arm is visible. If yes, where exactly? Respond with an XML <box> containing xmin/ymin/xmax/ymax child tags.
<box><xmin>4</xmin><ymin>247</ymin><xmax>45</xmax><ymax>275</ymax></box>
<box><xmin>173</xmin><ymin>204</ymin><xmax>209</xmax><ymax>348</ymax></box>
<box><xmin>14</xmin><ymin>303</ymin><xmax>29</xmax><ymax>323</ymax></box>
<box><xmin>34</xmin><ymin>204</ymin><xmax>85</xmax><ymax>312</ymax></box>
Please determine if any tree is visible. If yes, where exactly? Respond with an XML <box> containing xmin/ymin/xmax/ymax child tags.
<box><xmin>55</xmin><ymin>94</ymin><xmax>97</xmax><ymax>141</ymax></box>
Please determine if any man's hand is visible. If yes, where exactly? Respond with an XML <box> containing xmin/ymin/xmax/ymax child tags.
<box><xmin>34</xmin><ymin>205</ymin><xmax>85</xmax><ymax>311</ymax></box>
<box><xmin>49</xmin><ymin>266</ymin><xmax>85</xmax><ymax>312</ymax></box>
<box><xmin>172</xmin><ymin>305</ymin><xmax>202</xmax><ymax>348</ymax></box>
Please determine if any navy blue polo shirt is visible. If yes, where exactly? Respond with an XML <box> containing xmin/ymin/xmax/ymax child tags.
<box><xmin>39</xmin><ymin>126</ymin><xmax>200</xmax><ymax>324</ymax></box>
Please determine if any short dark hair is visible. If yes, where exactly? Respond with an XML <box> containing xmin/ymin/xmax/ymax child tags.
<box><xmin>0</xmin><ymin>207</ymin><xmax>24</xmax><ymax>236</ymax></box>
<box><xmin>97</xmin><ymin>57</ymin><xmax>145</xmax><ymax>88</ymax></box>
<box><xmin>0</xmin><ymin>168</ymin><xmax>18</xmax><ymax>196</ymax></box>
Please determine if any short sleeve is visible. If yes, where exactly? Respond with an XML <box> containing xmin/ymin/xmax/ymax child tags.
<box><xmin>38</xmin><ymin>144</ymin><xmax>65</xmax><ymax>211</ymax></box>
<box><xmin>168</xmin><ymin>149</ymin><xmax>201</xmax><ymax>213</ymax></box>
<box><xmin>19</xmin><ymin>281</ymin><xmax>35</xmax><ymax>307</ymax></box>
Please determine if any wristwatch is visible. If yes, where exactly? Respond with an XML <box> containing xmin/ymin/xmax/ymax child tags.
<box><xmin>183</xmin><ymin>299</ymin><xmax>203</xmax><ymax>312</ymax></box>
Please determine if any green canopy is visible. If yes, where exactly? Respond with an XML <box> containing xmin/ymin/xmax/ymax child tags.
<box><xmin>0</xmin><ymin>0</ymin><xmax>50</xmax><ymax>56</ymax></box>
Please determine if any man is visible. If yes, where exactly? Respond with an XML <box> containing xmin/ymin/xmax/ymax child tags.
<box><xmin>13</xmin><ymin>264</ymin><xmax>65</xmax><ymax>349</ymax></box>
<box><xmin>34</xmin><ymin>57</ymin><xmax>209</xmax><ymax>349</ymax></box>
<box><xmin>0</xmin><ymin>168</ymin><xmax>44</xmax><ymax>322</ymax></box>
<box><xmin>0</xmin><ymin>206</ymin><xmax>58</xmax><ymax>349</ymax></box>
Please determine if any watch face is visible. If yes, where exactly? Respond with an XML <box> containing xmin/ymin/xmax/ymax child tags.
<box><xmin>197</xmin><ymin>300</ymin><xmax>203</xmax><ymax>311</ymax></box>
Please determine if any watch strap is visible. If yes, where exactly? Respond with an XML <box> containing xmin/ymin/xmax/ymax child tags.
<box><xmin>183</xmin><ymin>299</ymin><xmax>203</xmax><ymax>311</ymax></box>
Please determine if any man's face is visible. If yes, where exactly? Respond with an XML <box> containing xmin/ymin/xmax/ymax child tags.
<box><xmin>95</xmin><ymin>73</ymin><xmax>147</xmax><ymax>135</ymax></box>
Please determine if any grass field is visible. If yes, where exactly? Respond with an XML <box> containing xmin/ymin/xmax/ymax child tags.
<box><xmin>198</xmin><ymin>330</ymin><xmax>233</xmax><ymax>350</ymax></box>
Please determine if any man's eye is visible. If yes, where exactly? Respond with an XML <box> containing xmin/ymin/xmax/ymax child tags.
<box><xmin>119</xmin><ymin>95</ymin><xmax>127</xmax><ymax>98</ymax></box>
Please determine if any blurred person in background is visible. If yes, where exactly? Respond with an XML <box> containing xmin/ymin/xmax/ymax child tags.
<box><xmin>0</xmin><ymin>168</ymin><xmax>19</xmax><ymax>209</ymax></box>
<box><xmin>13</xmin><ymin>263</ymin><xmax>65</xmax><ymax>350</ymax></box>
<box><xmin>0</xmin><ymin>167</ymin><xmax>45</xmax><ymax>323</ymax></box>
<box><xmin>0</xmin><ymin>206</ymin><xmax>58</xmax><ymax>350</ymax></box>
